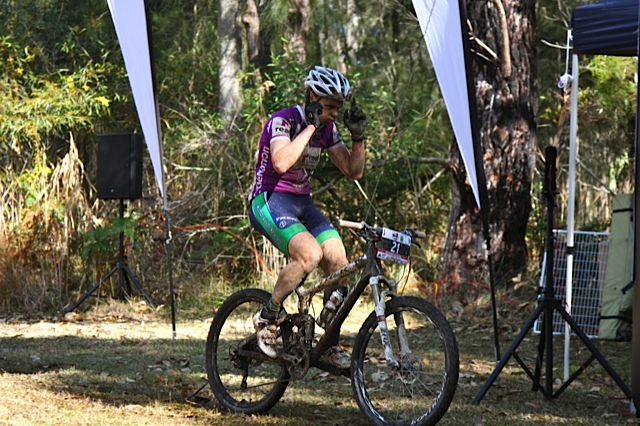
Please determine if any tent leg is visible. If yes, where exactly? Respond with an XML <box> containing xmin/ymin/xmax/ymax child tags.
<box><xmin>564</xmin><ymin>52</ymin><xmax>580</xmax><ymax>382</ymax></box>
<box><xmin>631</xmin><ymin>38</ymin><xmax>640</xmax><ymax>415</ymax></box>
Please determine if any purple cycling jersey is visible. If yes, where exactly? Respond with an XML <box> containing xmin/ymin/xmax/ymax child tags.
<box><xmin>249</xmin><ymin>105</ymin><xmax>344</xmax><ymax>199</ymax></box>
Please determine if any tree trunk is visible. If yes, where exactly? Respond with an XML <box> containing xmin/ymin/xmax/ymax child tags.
<box><xmin>242</xmin><ymin>0</ymin><xmax>271</xmax><ymax>75</ymax></box>
<box><xmin>286</xmin><ymin>0</ymin><xmax>310</xmax><ymax>63</ymax></box>
<box><xmin>189</xmin><ymin>1</ymin><xmax>200</xmax><ymax>94</ymax></box>
<box><xmin>218</xmin><ymin>0</ymin><xmax>242</xmax><ymax>124</ymax></box>
<box><xmin>345</xmin><ymin>0</ymin><xmax>359</xmax><ymax>66</ymax></box>
<box><xmin>243</xmin><ymin>0</ymin><xmax>260</xmax><ymax>64</ymax></box>
<box><xmin>438</xmin><ymin>0</ymin><xmax>537</xmax><ymax>288</ymax></box>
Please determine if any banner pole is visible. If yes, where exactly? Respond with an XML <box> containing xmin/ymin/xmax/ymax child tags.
<box><xmin>457</xmin><ymin>0</ymin><xmax>499</xmax><ymax>362</ymax></box>
<box><xmin>164</xmin><ymin>207</ymin><xmax>177</xmax><ymax>339</ymax></box>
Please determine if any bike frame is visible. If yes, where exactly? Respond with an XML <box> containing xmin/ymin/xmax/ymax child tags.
<box><xmin>294</xmin><ymin>228</ymin><xmax>404</xmax><ymax>371</ymax></box>
<box><xmin>208</xmin><ymin>221</ymin><xmax>458</xmax><ymax>425</ymax></box>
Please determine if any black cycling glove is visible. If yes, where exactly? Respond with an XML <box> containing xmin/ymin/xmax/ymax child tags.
<box><xmin>343</xmin><ymin>98</ymin><xmax>367</xmax><ymax>136</ymax></box>
<box><xmin>305</xmin><ymin>101</ymin><xmax>323</xmax><ymax>128</ymax></box>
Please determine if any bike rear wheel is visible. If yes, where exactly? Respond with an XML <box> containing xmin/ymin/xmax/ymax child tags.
<box><xmin>351</xmin><ymin>296</ymin><xmax>459</xmax><ymax>426</ymax></box>
<box><xmin>205</xmin><ymin>288</ymin><xmax>290</xmax><ymax>414</ymax></box>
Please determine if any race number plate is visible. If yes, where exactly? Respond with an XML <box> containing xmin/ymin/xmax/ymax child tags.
<box><xmin>376</xmin><ymin>228</ymin><xmax>411</xmax><ymax>265</ymax></box>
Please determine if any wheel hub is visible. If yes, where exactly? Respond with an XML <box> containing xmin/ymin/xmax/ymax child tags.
<box><xmin>396</xmin><ymin>352</ymin><xmax>422</xmax><ymax>384</ymax></box>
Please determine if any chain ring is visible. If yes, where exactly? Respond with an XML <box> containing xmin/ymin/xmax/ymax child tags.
<box><xmin>286</xmin><ymin>343</ymin><xmax>310</xmax><ymax>380</ymax></box>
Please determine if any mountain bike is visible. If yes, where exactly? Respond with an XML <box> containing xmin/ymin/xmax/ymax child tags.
<box><xmin>205</xmin><ymin>219</ymin><xmax>459</xmax><ymax>426</ymax></box>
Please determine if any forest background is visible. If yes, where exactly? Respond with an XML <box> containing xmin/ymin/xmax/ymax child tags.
<box><xmin>0</xmin><ymin>0</ymin><xmax>636</xmax><ymax>318</ymax></box>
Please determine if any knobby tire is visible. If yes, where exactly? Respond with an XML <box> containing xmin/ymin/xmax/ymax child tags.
<box><xmin>351</xmin><ymin>296</ymin><xmax>459</xmax><ymax>426</ymax></box>
<box><xmin>205</xmin><ymin>288</ymin><xmax>290</xmax><ymax>414</ymax></box>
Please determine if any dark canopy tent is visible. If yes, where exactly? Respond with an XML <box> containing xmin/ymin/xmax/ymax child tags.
<box><xmin>572</xmin><ymin>0</ymin><xmax>638</xmax><ymax>55</ymax></box>
<box><xmin>571</xmin><ymin>0</ymin><xmax>639</xmax><ymax>412</ymax></box>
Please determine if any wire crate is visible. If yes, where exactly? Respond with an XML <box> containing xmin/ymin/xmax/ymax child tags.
<box><xmin>533</xmin><ymin>230</ymin><xmax>610</xmax><ymax>338</ymax></box>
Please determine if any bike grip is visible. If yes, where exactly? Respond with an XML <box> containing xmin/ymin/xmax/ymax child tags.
<box><xmin>414</xmin><ymin>230</ymin><xmax>427</xmax><ymax>239</ymax></box>
<box><xmin>337</xmin><ymin>219</ymin><xmax>363</xmax><ymax>230</ymax></box>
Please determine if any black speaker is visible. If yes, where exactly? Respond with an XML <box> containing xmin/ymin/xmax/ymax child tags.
<box><xmin>97</xmin><ymin>133</ymin><xmax>143</xmax><ymax>200</ymax></box>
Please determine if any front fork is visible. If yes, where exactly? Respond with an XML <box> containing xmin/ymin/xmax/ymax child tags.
<box><xmin>369</xmin><ymin>275</ymin><xmax>410</xmax><ymax>368</ymax></box>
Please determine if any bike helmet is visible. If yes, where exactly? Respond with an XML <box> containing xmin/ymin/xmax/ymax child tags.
<box><xmin>304</xmin><ymin>66</ymin><xmax>352</xmax><ymax>101</ymax></box>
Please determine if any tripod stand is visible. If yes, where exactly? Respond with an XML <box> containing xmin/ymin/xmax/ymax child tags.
<box><xmin>63</xmin><ymin>199</ymin><xmax>155</xmax><ymax>314</ymax></box>
<box><xmin>472</xmin><ymin>146</ymin><xmax>631</xmax><ymax>403</ymax></box>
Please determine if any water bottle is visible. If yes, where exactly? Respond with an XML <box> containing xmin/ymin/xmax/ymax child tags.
<box><xmin>317</xmin><ymin>286</ymin><xmax>348</xmax><ymax>328</ymax></box>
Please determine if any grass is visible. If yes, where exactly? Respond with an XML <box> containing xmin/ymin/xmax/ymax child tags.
<box><xmin>0</xmin><ymin>295</ymin><xmax>637</xmax><ymax>426</ymax></box>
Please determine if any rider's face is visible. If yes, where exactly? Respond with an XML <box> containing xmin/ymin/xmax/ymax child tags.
<box><xmin>310</xmin><ymin>93</ymin><xmax>344</xmax><ymax>125</ymax></box>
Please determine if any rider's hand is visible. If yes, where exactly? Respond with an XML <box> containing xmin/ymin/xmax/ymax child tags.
<box><xmin>343</xmin><ymin>98</ymin><xmax>367</xmax><ymax>136</ymax></box>
<box><xmin>305</xmin><ymin>101</ymin><xmax>323</xmax><ymax>128</ymax></box>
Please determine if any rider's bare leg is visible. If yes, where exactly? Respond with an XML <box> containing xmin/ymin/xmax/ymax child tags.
<box><xmin>270</xmin><ymin>231</ymin><xmax>323</xmax><ymax>306</ymax></box>
<box><xmin>255</xmin><ymin>232</ymin><xmax>322</xmax><ymax>358</ymax></box>
<box><xmin>319</xmin><ymin>238</ymin><xmax>349</xmax><ymax>303</ymax></box>
<box><xmin>318</xmin><ymin>237</ymin><xmax>350</xmax><ymax>362</ymax></box>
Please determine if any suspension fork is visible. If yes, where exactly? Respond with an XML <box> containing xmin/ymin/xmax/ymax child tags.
<box><xmin>369</xmin><ymin>275</ymin><xmax>410</xmax><ymax>368</ymax></box>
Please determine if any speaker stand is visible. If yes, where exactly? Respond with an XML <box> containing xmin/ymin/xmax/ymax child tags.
<box><xmin>472</xmin><ymin>147</ymin><xmax>631</xmax><ymax>404</ymax></box>
<box><xmin>63</xmin><ymin>199</ymin><xmax>155</xmax><ymax>314</ymax></box>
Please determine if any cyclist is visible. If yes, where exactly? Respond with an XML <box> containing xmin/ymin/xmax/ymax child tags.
<box><xmin>248</xmin><ymin>66</ymin><xmax>367</xmax><ymax>369</ymax></box>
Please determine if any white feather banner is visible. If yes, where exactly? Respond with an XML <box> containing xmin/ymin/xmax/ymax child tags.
<box><xmin>107</xmin><ymin>0</ymin><xmax>166</xmax><ymax>200</ymax></box>
<box><xmin>412</xmin><ymin>0</ymin><xmax>480</xmax><ymax>208</ymax></box>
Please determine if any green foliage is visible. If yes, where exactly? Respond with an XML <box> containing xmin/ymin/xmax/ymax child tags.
<box><xmin>573</xmin><ymin>56</ymin><xmax>636</xmax><ymax>202</ymax></box>
<box><xmin>535</xmin><ymin>0</ymin><xmax>637</xmax><ymax>254</ymax></box>
<box><xmin>0</xmin><ymin>1</ymin><xmax>125</xmax><ymax>313</ymax></box>
<box><xmin>149</xmin><ymin>0</ymin><xmax>219</xmax><ymax>110</ymax></box>
<box><xmin>583</xmin><ymin>56</ymin><xmax>637</xmax><ymax>110</ymax></box>
<box><xmin>5</xmin><ymin>0</ymin><xmax>629</xmax><ymax>316</ymax></box>
<box><xmin>81</xmin><ymin>216</ymin><xmax>139</xmax><ymax>260</ymax></box>
<box><xmin>242</xmin><ymin>52</ymin><xmax>306</xmax><ymax>118</ymax></box>
<box><xmin>0</xmin><ymin>0</ymin><xmax>461</xmax><ymax>315</ymax></box>
<box><xmin>11</xmin><ymin>152</ymin><xmax>51</xmax><ymax>209</ymax></box>
<box><xmin>0</xmin><ymin>36</ymin><xmax>112</xmax><ymax>142</ymax></box>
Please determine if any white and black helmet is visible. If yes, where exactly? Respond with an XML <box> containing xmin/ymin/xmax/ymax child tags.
<box><xmin>304</xmin><ymin>66</ymin><xmax>352</xmax><ymax>101</ymax></box>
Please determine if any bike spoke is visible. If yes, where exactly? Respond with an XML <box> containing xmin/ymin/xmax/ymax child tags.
<box><xmin>352</xmin><ymin>298</ymin><xmax>459</xmax><ymax>426</ymax></box>
<box><xmin>206</xmin><ymin>289</ymin><xmax>290</xmax><ymax>414</ymax></box>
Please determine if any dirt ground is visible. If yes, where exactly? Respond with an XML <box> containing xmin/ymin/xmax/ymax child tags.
<box><xmin>0</xmin><ymin>301</ymin><xmax>638</xmax><ymax>426</ymax></box>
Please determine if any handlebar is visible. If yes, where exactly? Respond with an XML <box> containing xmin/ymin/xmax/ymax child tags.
<box><xmin>412</xmin><ymin>229</ymin><xmax>427</xmax><ymax>239</ymax></box>
<box><xmin>336</xmin><ymin>219</ymin><xmax>426</xmax><ymax>239</ymax></box>
<box><xmin>336</xmin><ymin>219</ymin><xmax>364</xmax><ymax>230</ymax></box>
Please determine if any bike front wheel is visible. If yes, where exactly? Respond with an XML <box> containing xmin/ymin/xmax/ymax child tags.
<box><xmin>205</xmin><ymin>288</ymin><xmax>290</xmax><ymax>414</ymax></box>
<box><xmin>351</xmin><ymin>296</ymin><xmax>459</xmax><ymax>426</ymax></box>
